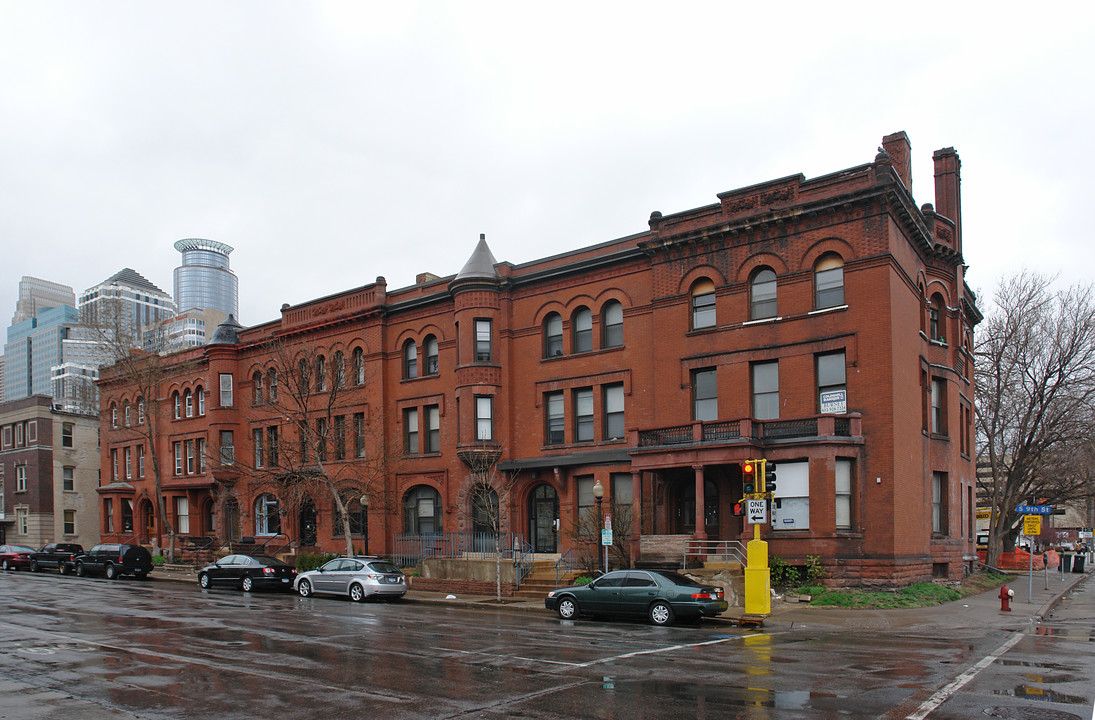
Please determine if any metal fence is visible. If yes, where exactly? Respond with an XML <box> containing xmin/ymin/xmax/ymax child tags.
<box><xmin>392</xmin><ymin>531</ymin><xmax>534</xmax><ymax>586</ymax></box>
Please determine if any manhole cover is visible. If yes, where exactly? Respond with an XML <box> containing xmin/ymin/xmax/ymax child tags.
<box><xmin>983</xmin><ymin>707</ymin><xmax>1083</xmax><ymax>720</ymax></box>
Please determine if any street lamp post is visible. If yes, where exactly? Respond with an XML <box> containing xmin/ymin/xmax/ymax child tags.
<box><xmin>593</xmin><ymin>479</ymin><xmax>605</xmax><ymax>573</ymax></box>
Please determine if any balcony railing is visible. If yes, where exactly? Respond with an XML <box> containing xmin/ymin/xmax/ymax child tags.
<box><xmin>636</xmin><ymin>414</ymin><xmax>859</xmax><ymax>449</ymax></box>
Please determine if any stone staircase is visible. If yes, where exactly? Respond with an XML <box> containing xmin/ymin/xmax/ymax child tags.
<box><xmin>513</xmin><ymin>560</ymin><xmax>586</xmax><ymax>600</ymax></box>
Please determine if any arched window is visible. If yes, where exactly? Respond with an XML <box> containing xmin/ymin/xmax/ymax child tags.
<box><xmin>352</xmin><ymin>347</ymin><xmax>365</xmax><ymax>385</ymax></box>
<box><xmin>337</xmin><ymin>494</ymin><xmax>368</xmax><ymax>536</ymax></box>
<box><xmin>691</xmin><ymin>279</ymin><xmax>716</xmax><ymax>329</ymax></box>
<box><xmin>815</xmin><ymin>254</ymin><xmax>845</xmax><ymax>309</ymax></box>
<box><xmin>424</xmin><ymin>335</ymin><xmax>439</xmax><ymax>376</ymax></box>
<box><xmin>137</xmin><ymin>399</ymin><xmax>145</xmax><ymax>424</ymax></box>
<box><xmin>196</xmin><ymin>386</ymin><xmax>205</xmax><ymax>416</ymax></box>
<box><xmin>403</xmin><ymin>340</ymin><xmax>418</xmax><ymax>379</ymax></box>
<box><xmin>124</xmin><ymin>403</ymin><xmax>131</xmax><ymax>426</ymax></box>
<box><xmin>298</xmin><ymin>358</ymin><xmax>310</xmax><ymax>393</ymax></box>
<box><xmin>252</xmin><ymin>371</ymin><xmax>263</xmax><ymax>405</ymax></box>
<box><xmin>403</xmin><ymin>485</ymin><xmax>442</xmax><ymax>534</ymax></box>
<box><xmin>184</xmin><ymin>389</ymin><xmax>193</xmax><ymax>417</ymax></box>
<box><xmin>750</xmin><ymin>268</ymin><xmax>777</xmax><ymax>320</ymax></box>
<box><xmin>930</xmin><ymin>294</ymin><xmax>946</xmax><ymax>342</ymax></box>
<box><xmin>602</xmin><ymin>301</ymin><xmax>623</xmax><ymax>348</ymax></box>
<box><xmin>266</xmin><ymin>369</ymin><xmax>277</xmax><ymax>402</ymax></box>
<box><xmin>333</xmin><ymin>351</ymin><xmax>345</xmax><ymax>388</ymax></box>
<box><xmin>544</xmin><ymin>313</ymin><xmax>563</xmax><ymax>357</ymax></box>
<box><xmin>316</xmin><ymin>355</ymin><xmax>327</xmax><ymax>391</ymax></box>
<box><xmin>172</xmin><ymin>393</ymin><xmax>180</xmax><ymax>420</ymax></box>
<box><xmin>572</xmin><ymin>307</ymin><xmax>592</xmax><ymax>353</ymax></box>
<box><xmin>254</xmin><ymin>494</ymin><xmax>281</xmax><ymax>536</ymax></box>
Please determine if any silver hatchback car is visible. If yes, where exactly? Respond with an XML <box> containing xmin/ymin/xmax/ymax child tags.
<box><xmin>294</xmin><ymin>556</ymin><xmax>407</xmax><ymax>602</ymax></box>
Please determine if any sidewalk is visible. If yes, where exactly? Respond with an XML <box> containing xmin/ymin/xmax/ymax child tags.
<box><xmin>151</xmin><ymin>564</ymin><xmax>1091</xmax><ymax>629</ymax></box>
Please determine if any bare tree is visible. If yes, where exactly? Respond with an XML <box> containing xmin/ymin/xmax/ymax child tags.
<box><xmin>566</xmin><ymin>501</ymin><xmax>633</xmax><ymax>573</ymax></box>
<box><xmin>975</xmin><ymin>271</ymin><xmax>1095</xmax><ymax>565</ymax></box>
<box><xmin>462</xmin><ymin>450</ymin><xmax>519</xmax><ymax>602</ymax></box>
<box><xmin>243</xmin><ymin>339</ymin><xmax>395</xmax><ymax>558</ymax></box>
<box><xmin>88</xmin><ymin>297</ymin><xmax>187</xmax><ymax>561</ymax></box>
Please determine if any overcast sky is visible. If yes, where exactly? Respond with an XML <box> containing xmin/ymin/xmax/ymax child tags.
<box><xmin>2</xmin><ymin>2</ymin><xmax>1092</xmax><ymax>328</ymax></box>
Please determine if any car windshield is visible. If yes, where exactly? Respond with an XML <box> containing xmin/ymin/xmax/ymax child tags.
<box><xmin>367</xmin><ymin>561</ymin><xmax>401</xmax><ymax>574</ymax></box>
<box><xmin>653</xmin><ymin>571</ymin><xmax>703</xmax><ymax>587</ymax></box>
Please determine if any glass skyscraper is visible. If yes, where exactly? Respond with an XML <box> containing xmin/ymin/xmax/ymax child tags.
<box><xmin>173</xmin><ymin>238</ymin><xmax>239</xmax><ymax>319</ymax></box>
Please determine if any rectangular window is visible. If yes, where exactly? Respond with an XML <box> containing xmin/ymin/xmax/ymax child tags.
<box><xmin>603</xmin><ymin>384</ymin><xmax>624</xmax><ymax>440</ymax></box>
<box><xmin>16</xmin><ymin>507</ymin><xmax>29</xmax><ymax>535</ymax></box>
<box><xmin>197</xmin><ymin>439</ymin><xmax>206</xmax><ymax>474</ymax></box>
<box><xmin>124</xmin><ymin>447</ymin><xmax>132</xmax><ymax>479</ymax></box>
<box><xmin>174</xmin><ymin>442</ymin><xmax>183</xmax><ymax>475</ymax></box>
<box><xmin>577</xmin><ymin>475</ymin><xmax>595</xmax><ymax>512</ymax></box>
<box><xmin>16</xmin><ymin>465</ymin><xmax>28</xmax><ymax>492</ymax></box>
<box><xmin>817</xmin><ymin>351</ymin><xmax>847</xmax><ymax>414</ymax></box>
<box><xmin>16</xmin><ymin>423</ymin><xmax>24</xmax><ymax>445</ymax></box>
<box><xmin>63</xmin><ymin>466</ymin><xmax>75</xmax><ymax>491</ymax></box>
<box><xmin>932</xmin><ymin>471</ymin><xmax>947</xmax><ymax>535</ymax></box>
<box><xmin>354</xmin><ymin>412</ymin><xmax>366</xmax><ymax>458</ymax></box>
<box><xmin>123</xmin><ymin>499</ymin><xmax>134</xmax><ymax>533</ymax></box>
<box><xmin>835</xmin><ymin>459</ymin><xmax>852</xmax><ymax>530</ymax></box>
<box><xmin>692</xmin><ymin>368</ymin><xmax>717</xmax><ymax>422</ymax></box>
<box><xmin>545</xmin><ymin>392</ymin><xmax>564</xmax><ymax>445</ymax></box>
<box><xmin>139</xmin><ymin>401</ymin><xmax>145</xmax><ymax>424</ymax></box>
<box><xmin>404</xmin><ymin>408</ymin><xmax>418</xmax><ymax>454</ymax></box>
<box><xmin>63</xmin><ymin>509</ymin><xmax>76</xmax><ymax>535</ymax></box>
<box><xmin>176</xmin><ymin>497</ymin><xmax>190</xmax><ymax>534</ymax></box>
<box><xmin>112</xmin><ymin>449</ymin><xmax>118</xmax><ymax>480</ymax></box>
<box><xmin>2</xmin><ymin>426</ymin><xmax>10</xmax><ymax>448</ymax></box>
<box><xmin>425</xmin><ymin>405</ymin><xmax>440</xmax><ymax>453</ymax></box>
<box><xmin>219</xmin><ymin>430</ymin><xmax>234</xmax><ymax>465</ymax></box>
<box><xmin>475</xmin><ymin>396</ymin><xmax>493</xmax><ymax>441</ymax></box>
<box><xmin>334</xmin><ymin>415</ymin><xmax>346</xmax><ymax>460</ymax></box>
<box><xmin>138</xmin><ymin>445</ymin><xmax>145</xmax><ymax>477</ymax></box>
<box><xmin>316</xmin><ymin>418</ymin><xmax>327</xmax><ymax>461</ymax></box>
<box><xmin>475</xmin><ymin>319</ymin><xmax>493</xmax><ymax>362</ymax></box>
<box><xmin>62</xmin><ymin>423</ymin><xmax>74</xmax><ymax>448</ymax></box>
<box><xmin>267</xmin><ymin>427</ymin><xmax>279</xmax><ymax>467</ymax></box>
<box><xmin>104</xmin><ymin>498</ymin><xmax>114</xmax><ymax>533</ymax></box>
<box><xmin>574</xmin><ymin>388</ymin><xmax>594</xmax><ymax>442</ymax></box>
<box><xmin>26</xmin><ymin>420</ymin><xmax>36</xmax><ymax>443</ymax></box>
<box><xmin>752</xmin><ymin>361</ymin><xmax>779</xmax><ymax>420</ymax></box>
<box><xmin>770</xmin><ymin>461</ymin><xmax>810</xmax><ymax>530</ymax></box>
<box><xmin>611</xmin><ymin>472</ymin><xmax>633</xmax><ymax>508</ymax></box>
<box><xmin>254</xmin><ymin>429</ymin><xmax>265</xmax><ymax>468</ymax></box>
<box><xmin>931</xmin><ymin>378</ymin><xmax>947</xmax><ymax>435</ymax></box>
<box><xmin>219</xmin><ymin>373</ymin><xmax>234</xmax><ymax>407</ymax></box>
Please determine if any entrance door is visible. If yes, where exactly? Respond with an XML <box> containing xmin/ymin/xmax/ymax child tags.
<box><xmin>529</xmin><ymin>484</ymin><xmax>558</xmax><ymax>553</ymax></box>
<box><xmin>141</xmin><ymin>500</ymin><xmax>155</xmax><ymax>542</ymax></box>
<box><xmin>672</xmin><ymin>478</ymin><xmax>719</xmax><ymax>535</ymax></box>
<box><xmin>225</xmin><ymin>499</ymin><xmax>241</xmax><ymax>543</ymax></box>
<box><xmin>299</xmin><ymin>500</ymin><xmax>317</xmax><ymax>546</ymax></box>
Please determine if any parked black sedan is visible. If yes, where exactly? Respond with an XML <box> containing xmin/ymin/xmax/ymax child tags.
<box><xmin>197</xmin><ymin>554</ymin><xmax>297</xmax><ymax>592</ymax></box>
<box><xmin>545</xmin><ymin>569</ymin><xmax>728</xmax><ymax>626</ymax></box>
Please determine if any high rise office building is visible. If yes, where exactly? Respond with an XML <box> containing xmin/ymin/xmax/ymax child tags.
<box><xmin>4</xmin><ymin>305</ymin><xmax>79</xmax><ymax>402</ymax></box>
<box><xmin>79</xmin><ymin>268</ymin><xmax>176</xmax><ymax>342</ymax></box>
<box><xmin>170</xmin><ymin>239</ymin><xmax>239</xmax><ymax>346</ymax></box>
<box><xmin>11</xmin><ymin>276</ymin><xmax>75</xmax><ymax>325</ymax></box>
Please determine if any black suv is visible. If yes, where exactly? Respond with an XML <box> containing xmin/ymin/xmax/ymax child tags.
<box><xmin>72</xmin><ymin>544</ymin><xmax>154</xmax><ymax>580</ymax></box>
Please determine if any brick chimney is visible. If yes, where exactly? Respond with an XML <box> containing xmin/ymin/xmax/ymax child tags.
<box><xmin>882</xmin><ymin>131</ymin><xmax>913</xmax><ymax>193</ymax></box>
<box><xmin>933</xmin><ymin>147</ymin><xmax>962</xmax><ymax>252</ymax></box>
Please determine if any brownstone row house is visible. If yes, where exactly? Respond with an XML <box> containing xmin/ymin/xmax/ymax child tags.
<box><xmin>97</xmin><ymin>132</ymin><xmax>980</xmax><ymax>585</ymax></box>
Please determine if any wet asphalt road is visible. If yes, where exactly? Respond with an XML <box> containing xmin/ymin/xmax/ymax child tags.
<box><xmin>1</xmin><ymin>570</ymin><xmax>1093</xmax><ymax>719</ymax></box>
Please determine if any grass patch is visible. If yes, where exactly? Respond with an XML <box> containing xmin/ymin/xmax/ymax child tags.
<box><xmin>795</xmin><ymin>571</ymin><xmax>1011</xmax><ymax>609</ymax></box>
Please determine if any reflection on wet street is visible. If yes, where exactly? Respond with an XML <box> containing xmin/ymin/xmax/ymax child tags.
<box><xmin>1</xmin><ymin>571</ymin><xmax>1092</xmax><ymax>719</ymax></box>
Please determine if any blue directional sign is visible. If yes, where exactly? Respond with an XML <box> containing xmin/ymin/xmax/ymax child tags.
<box><xmin>1016</xmin><ymin>504</ymin><xmax>1052</xmax><ymax>515</ymax></box>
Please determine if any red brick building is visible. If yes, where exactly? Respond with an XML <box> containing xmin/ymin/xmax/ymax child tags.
<box><xmin>97</xmin><ymin>131</ymin><xmax>980</xmax><ymax>585</ymax></box>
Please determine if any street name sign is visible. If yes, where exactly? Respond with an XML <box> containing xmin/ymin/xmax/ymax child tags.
<box><xmin>1016</xmin><ymin>504</ymin><xmax>1052</xmax><ymax>515</ymax></box>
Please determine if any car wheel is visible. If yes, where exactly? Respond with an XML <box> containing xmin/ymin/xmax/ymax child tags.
<box><xmin>59</xmin><ymin>563</ymin><xmax>70</xmax><ymax>576</ymax></box>
<box><xmin>75</xmin><ymin>562</ymin><xmax>86</xmax><ymax>577</ymax></box>
<box><xmin>29</xmin><ymin>560</ymin><xmax>39</xmax><ymax>573</ymax></box>
<box><xmin>349</xmin><ymin>583</ymin><xmax>366</xmax><ymax>603</ymax></box>
<box><xmin>297</xmin><ymin>579</ymin><xmax>313</xmax><ymax>598</ymax></box>
<box><xmin>198</xmin><ymin>573</ymin><xmax>211</xmax><ymax>589</ymax></box>
<box><xmin>242</xmin><ymin>576</ymin><xmax>254</xmax><ymax>592</ymax></box>
<box><xmin>649</xmin><ymin>601</ymin><xmax>675</xmax><ymax>626</ymax></box>
<box><xmin>105</xmin><ymin>564</ymin><xmax>118</xmax><ymax>580</ymax></box>
<box><xmin>556</xmin><ymin>596</ymin><xmax>579</xmax><ymax>620</ymax></box>
<box><xmin>2</xmin><ymin>560</ymin><xmax>9</xmax><ymax>571</ymax></box>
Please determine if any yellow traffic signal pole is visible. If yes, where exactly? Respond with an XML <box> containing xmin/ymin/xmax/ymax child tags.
<box><xmin>743</xmin><ymin>459</ymin><xmax>771</xmax><ymax>616</ymax></box>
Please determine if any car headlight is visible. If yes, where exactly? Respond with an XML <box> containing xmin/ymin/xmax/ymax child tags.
<box><xmin>547</xmin><ymin>590</ymin><xmax>556</xmax><ymax>598</ymax></box>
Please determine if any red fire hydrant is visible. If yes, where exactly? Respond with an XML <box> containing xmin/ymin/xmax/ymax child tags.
<box><xmin>999</xmin><ymin>585</ymin><xmax>1014</xmax><ymax>611</ymax></box>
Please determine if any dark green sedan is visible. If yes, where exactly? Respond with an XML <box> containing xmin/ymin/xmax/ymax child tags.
<box><xmin>545</xmin><ymin>569</ymin><xmax>728</xmax><ymax>626</ymax></box>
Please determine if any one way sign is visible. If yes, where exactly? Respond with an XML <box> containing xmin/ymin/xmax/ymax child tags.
<box><xmin>747</xmin><ymin>498</ymin><xmax>768</xmax><ymax>525</ymax></box>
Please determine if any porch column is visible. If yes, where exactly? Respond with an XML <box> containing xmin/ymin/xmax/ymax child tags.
<box><xmin>631</xmin><ymin>470</ymin><xmax>642</xmax><ymax>564</ymax></box>
<box><xmin>693</xmin><ymin>464</ymin><xmax>707</xmax><ymax>541</ymax></box>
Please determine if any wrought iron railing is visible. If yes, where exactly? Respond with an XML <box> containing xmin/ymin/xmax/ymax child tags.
<box><xmin>757</xmin><ymin>419</ymin><xmax>818</xmax><ymax>440</ymax></box>
<box><xmin>391</xmin><ymin>531</ymin><xmax>528</xmax><ymax>569</ymax></box>
<box><xmin>638</xmin><ymin>424</ymin><xmax>693</xmax><ymax>447</ymax></box>
<box><xmin>683</xmin><ymin>539</ymin><xmax>747</xmax><ymax>571</ymax></box>
<box><xmin>702</xmin><ymin>420</ymin><xmax>740</xmax><ymax>442</ymax></box>
<box><xmin>554</xmin><ymin>548</ymin><xmax>582</xmax><ymax>588</ymax></box>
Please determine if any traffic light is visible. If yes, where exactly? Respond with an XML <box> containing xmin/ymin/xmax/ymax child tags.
<box><xmin>765</xmin><ymin>462</ymin><xmax>777</xmax><ymax>496</ymax></box>
<box><xmin>742</xmin><ymin>461</ymin><xmax>756</xmax><ymax>494</ymax></box>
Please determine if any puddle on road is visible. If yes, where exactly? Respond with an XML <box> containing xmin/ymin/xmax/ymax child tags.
<box><xmin>606</xmin><ymin>679</ymin><xmax>840</xmax><ymax>710</ymax></box>
<box><xmin>993</xmin><ymin>685</ymin><xmax>1089</xmax><ymax>705</ymax></box>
